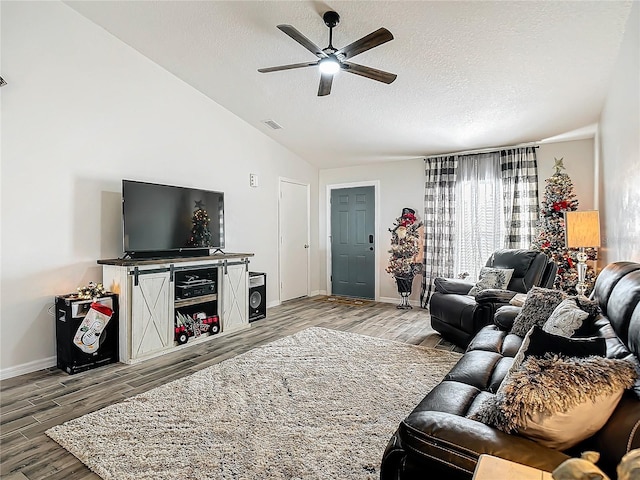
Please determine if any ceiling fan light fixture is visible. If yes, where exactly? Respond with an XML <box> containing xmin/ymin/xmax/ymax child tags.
<box><xmin>318</xmin><ymin>57</ymin><xmax>340</xmax><ymax>75</ymax></box>
<box><xmin>258</xmin><ymin>13</ymin><xmax>395</xmax><ymax>96</ymax></box>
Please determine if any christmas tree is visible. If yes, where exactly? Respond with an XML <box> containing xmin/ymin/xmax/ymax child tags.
<box><xmin>386</xmin><ymin>208</ymin><xmax>423</xmax><ymax>279</ymax></box>
<box><xmin>187</xmin><ymin>200</ymin><xmax>213</xmax><ymax>247</ymax></box>
<box><xmin>531</xmin><ymin>158</ymin><xmax>597</xmax><ymax>294</ymax></box>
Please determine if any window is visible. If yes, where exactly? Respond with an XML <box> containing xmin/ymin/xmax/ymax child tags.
<box><xmin>453</xmin><ymin>154</ymin><xmax>506</xmax><ymax>280</ymax></box>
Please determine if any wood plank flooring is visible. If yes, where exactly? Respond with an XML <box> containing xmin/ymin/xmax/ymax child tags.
<box><xmin>1</xmin><ymin>296</ymin><xmax>456</xmax><ymax>480</ymax></box>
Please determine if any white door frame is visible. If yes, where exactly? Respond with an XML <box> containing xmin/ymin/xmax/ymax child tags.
<box><xmin>326</xmin><ymin>181</ymin><xmax>380</xmax><ymax>300</ymax></box>
<box><xmin>278</xmin><ymin>177</ymin><xmax>311</xmax><ymax>303</ymax></box>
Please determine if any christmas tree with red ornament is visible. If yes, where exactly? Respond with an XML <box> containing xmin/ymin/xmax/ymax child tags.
<box><xmin>386</xmin><ymin>208</ymin><xmax>423</xmax><ymax>279</ymax></box>
<box><xmin>531</xmin><ymin>158</ymin><xmax>597</xmax><ymax>294</ymax></box>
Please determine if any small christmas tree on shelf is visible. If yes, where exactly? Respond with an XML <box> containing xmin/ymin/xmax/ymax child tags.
<box><xmin>386</xmin><ymin>208</ymin><xmax>423</xmax><ymax>309</ymax></box>
<box><xmin>187</xmin><ymin>200</ymin><xmax>213</xmax><ymax>247</ymax></box>
<box><xmin>531</xmin><ymin>158</ymin><xmax>597</xmax><ymax>294</ymax></box>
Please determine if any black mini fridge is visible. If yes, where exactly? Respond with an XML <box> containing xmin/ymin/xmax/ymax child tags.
<box><xmin>55</xmin><ymin>293</ymin><xmax>119</xmax><ymax>374</ymax></box>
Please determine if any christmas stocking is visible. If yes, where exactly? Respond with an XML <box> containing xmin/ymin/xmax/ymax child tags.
<box><xmin>73</xmin><ymin>302</ymin><xmax>114</xmax><ymax>354</ymax></box>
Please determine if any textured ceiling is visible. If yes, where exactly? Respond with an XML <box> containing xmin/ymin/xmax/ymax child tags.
<box><xmin>65</xmin><ymin>1</ymin><xmax>632</xmax><ymax>168</ymax></box>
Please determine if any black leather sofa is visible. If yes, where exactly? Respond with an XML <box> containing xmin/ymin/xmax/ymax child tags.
<box><xmin>429</xmin><ymin>249</ymin><xmax>556</xmax><ymax>348</ymax></box>
<box><xmin>381</xmin><ymin>261</ymin><xmax>640</xmax><ymax>479</ymax></box>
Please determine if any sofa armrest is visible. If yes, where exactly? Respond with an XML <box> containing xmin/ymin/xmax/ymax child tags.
<box><xmin>399</xmin><ymin>411</ymin><xmax>569</xmax><ymax>476</ymax></box>
<box><xmin>475</xmin><ymin>289</ymin><xmax>517</xmax><ymax>305</ymax></box>
<box><xmin>493</xmin><ymin>305</ymin><xmax>521</xmax><ymax>331</ymax></box>
<box><xmin>434</xmin><ymin>277</ymin><xmax>474</xmax><ymax>295</ymax></box>
<box><xmin>584</xmin><ymin>391</ymin><xmax>640</xmax><ymax>476</ymax></box>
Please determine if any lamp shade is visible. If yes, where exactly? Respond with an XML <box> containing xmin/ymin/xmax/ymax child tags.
<box><xmin>565</xmin><ymin>210</ymin><xmax>601</xmax><ymax>248</ymax></box>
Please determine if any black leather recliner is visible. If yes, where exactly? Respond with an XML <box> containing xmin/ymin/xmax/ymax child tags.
<box><xmin>429</xmin><ymin>249</ymin><xmax>555</xmax><ymax>348</ymax></box>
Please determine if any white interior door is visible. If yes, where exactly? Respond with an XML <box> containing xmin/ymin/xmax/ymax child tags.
<box><xmin>279</xmin><ymin>179</ymin><xmax>310</xmax><ymax>302</ymax></box>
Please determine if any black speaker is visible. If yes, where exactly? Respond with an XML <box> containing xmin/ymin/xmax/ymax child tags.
<box><xmin>248</xmin><ymin>272</ymin><xmax>266</xmax><ymax>322</ymax></box>
<box><xmin>55</xmin><ymin>293</ymin><xmax>119</xmax><ymax>374</ymax></box>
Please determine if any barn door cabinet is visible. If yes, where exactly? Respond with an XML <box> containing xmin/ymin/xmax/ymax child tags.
<box><xmin>222</xmin><ymin>262</ymin><xmax>249</xmax><ymax>332</ymax></box>
<box><xmin>99</xmin><ymin>253</ymin><xmax>252</xmax><ymax>364</ymax></box>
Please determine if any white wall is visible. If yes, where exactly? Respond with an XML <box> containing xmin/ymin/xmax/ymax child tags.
<box><xmin>598</xmin><ymin>1</ymin><xmax>640</xmax><ymax>264</ymax></box>
<box><xmin>0</xmin><ymin>1</ymin><xmax>319</xmax><ymax>377</ymax></box>
<box><xmin>319</xmin><ymin>159</ymin><xmax>426</xmax><ymax>305</ymax></box>
<box><xmin>537</xmin><ymin>138</ymin><xmax>595</xmax><ymax>210</ymax></box>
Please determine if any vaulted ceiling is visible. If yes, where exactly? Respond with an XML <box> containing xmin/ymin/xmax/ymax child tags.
<box><xmin>66</xmin><ymin>1</ymin><xmax>633</xmax><ymax>168</ymax></box>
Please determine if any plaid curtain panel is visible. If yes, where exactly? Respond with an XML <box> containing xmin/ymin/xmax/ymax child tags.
<box><xmin>420</xmin><ymin>156</ymin><xmax>458</xmax><ymax>307</ymax></box>
<box><xmin>500</xmin><ymin>147</ymin><xmax>540</xmax><ymax>248</ymax></box>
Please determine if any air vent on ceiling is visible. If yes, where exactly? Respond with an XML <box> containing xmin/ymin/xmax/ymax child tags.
<box><xmin>262</xmin><ymin>120</ymin><xmax>283</xmax><ymax>130</ymax></box>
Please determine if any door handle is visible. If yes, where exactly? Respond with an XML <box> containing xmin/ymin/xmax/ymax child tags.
<box><xmin>304</xmin><ymin>244</ymin><xmax>309</xmax><ymax>249</ymax></box>
<box><xmin>369</xmin><ymin>234</ymin><xmax>374</xmax><ymax>244</ymax></box>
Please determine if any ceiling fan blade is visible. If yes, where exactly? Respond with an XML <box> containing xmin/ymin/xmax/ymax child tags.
<box><xmin>277</xmin><ymin>24</ymin><xmax>328</xmax><ymax>58</ymax></box>
<box><xmin>336</xmin><ymin>28</ymin><xmax>394</xmax><ymax>59</ymax></box>
<box><xmin>258</xmin><ymin>61</ymin><xmax>318</xmax><ymax>73</ymax></box>
<box><xmin>342</xmin><ymin>61</ymin><xmax>397</xmax><ymax>84</ymax></box>
<box><xmin>318</xmin><ymin>73</ymin><xmax>334</xmax><ymax>96</ymax></box>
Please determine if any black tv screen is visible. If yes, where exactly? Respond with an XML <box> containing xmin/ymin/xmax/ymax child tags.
<box><xmin>122</xmin><ymin>180</ymin><xmax>224</xmax><ymax>255</ymax></box>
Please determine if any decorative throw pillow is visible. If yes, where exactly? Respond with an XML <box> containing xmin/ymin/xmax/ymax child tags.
<box><xmin>507</xmin><ymin>326</ymin><xmax>606</xmax><ymax>379</ymax></box>
<box><xmin>543</xmin><ymin>298</ymin><xmax>590</xmax><ymax>337</ymax></box>
<box><xmin>510</xmin><ymin>287</ymin><xmax>567</xmax><ymax>337</ymax></box>
<box><xmin>468</xmin><ymin>267</ymin><xmax>514</xmax><ymax>296</ymax></box>
<box><xmin>543</xmin><ymin>296</ymin><xmax>602</xmax><ymax>338</ymax></box>
<box><xmin>469</xmin><ymin>355</ymin><xmax>637</xmax><ymax>450</ymax></box>
<box><xmin>509</xmin><ymin>293</ymin><xmax>527</xmax><ymax>307</ymax></box>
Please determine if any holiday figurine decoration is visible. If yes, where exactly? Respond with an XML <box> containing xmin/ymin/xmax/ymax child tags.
<box><xmin>531</xmin><ymin>158</ymin><xmax>597</xmax><ymax>294</ymax></box>
<box><xmin>386</xmin><ymin>208</ymin><xmax>423</xmax><ymax>309</ymax></box>
<box><xmin>187</xmin><ymin>200</ymin><xmax>213</xmax><ymax>247</ymax></box>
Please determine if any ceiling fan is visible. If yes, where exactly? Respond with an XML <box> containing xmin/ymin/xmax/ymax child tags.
<box><xmin>258</xmin><ymin>11</ymin><xmax>397</xmax><ymax>96</ymax></box>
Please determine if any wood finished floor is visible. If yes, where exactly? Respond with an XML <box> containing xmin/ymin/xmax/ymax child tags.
<box><xmin>1</xmin><ymin>296</ymin><xmax>456</xmax><ymax>480</ymax></box>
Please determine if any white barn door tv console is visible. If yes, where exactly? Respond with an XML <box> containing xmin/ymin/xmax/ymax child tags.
<box><xmin>99</xmin><ymin>253</ymin><xmax>253</xmax><ymax>364</ymax></box>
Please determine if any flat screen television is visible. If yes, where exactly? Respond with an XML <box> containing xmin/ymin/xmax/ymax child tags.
<box><xmin>122</xmin><ymin>180</ymin><xmax>225</xmax><ymax>258</ymax></box>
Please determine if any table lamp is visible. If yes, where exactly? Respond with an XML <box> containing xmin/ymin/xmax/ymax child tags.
<box><xmin>564</xmin><ymin>210</ymin><xmax>601</xmax><ymax>296</ymax></box>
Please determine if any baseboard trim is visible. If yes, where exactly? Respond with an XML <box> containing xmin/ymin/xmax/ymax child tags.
<box><xmin>1</xmin><ymin>356</ymin><xmax>56</xmax><ymax>380</ymax></box>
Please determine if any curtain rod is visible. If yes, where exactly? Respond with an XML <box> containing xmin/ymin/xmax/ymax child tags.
<box><xmin>423</xmin><ymin>142</ymin><xmax>539</xmax><ymax>159</ymax></box>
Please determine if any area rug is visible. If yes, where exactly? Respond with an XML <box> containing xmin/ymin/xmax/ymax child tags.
<box><xmin>46</xmin><ymin>327</ymin><xmax>461</xmax><ymax>480</ymax></box>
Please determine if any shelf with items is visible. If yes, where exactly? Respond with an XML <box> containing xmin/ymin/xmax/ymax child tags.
<box><xmin>174</xmin><ymin>294</ymin><xmax>218</xmax><ymax>308</ymax></box>
<box><xmin>174</xmin><ymin>266</ymin><xmax>217</xmax><ymax>301</ymax></box>
<box><xmin>174</xmin><ymin>304</ymin><xmax>220</xmax><ymax>345</ymax></box>
<box><xmin>100</xmin><ymin>253</ymin><xmax>252</xmax><ymax>364</ymax></box>
<box><xmin>173</xmin><ymin>265</ymin><xmax>220</xmax><ymax>346</ymax></box>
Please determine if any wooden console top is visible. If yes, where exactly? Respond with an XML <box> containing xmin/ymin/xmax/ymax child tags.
<box><xmin>98</xmin><ymin>252</ymin><xmax>254</xmax><ymax>267</ymax></box>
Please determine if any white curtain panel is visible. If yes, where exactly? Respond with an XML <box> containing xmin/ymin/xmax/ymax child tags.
<box><xmin>454</xmin><ymin>153</ymin><xmax>505</xmax><ymax>281</ymax></box>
